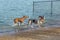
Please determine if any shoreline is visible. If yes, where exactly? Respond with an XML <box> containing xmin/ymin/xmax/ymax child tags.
<box><xmin>0</xmin><ymin>27</ymin><xmax>60</xmax><ymax>40</ymax></box>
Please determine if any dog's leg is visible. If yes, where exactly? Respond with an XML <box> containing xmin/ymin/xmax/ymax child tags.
<box><xmin>28</xmin><ymin>21</ymin><xmax>33</xmax><ymax>29</ymax></box>
<box><xmin>28</xmin><ymin>20</ymin><xmax>32</xmax><ymax>25</ymax></box>
<box><xmin>17</xmin><ymin>22</ymin><xmax>21</xmax><ymax>32</ymax></box>
<box><xmin>18</xmin><ymin>22</ymin><xmax>21</xmax><ymax>26</ymax></box>
<box><xmin>37</xmin><ymin>20</ymin><xmax>41</xmax><ymax>27</ymax></box>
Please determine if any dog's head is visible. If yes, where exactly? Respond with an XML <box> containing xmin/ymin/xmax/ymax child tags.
<box><xmin>38</xmin><ymin>16</ymin><xmax>44</xmax><ymax>19</ymax></box>
<box><xmin>38</xmin><ymin>16</ymin><xmax>45</xmax><ymax>23</ymax></box>
<box><xmin>23</xmin><ymin>16</ymin><xmax>29</xmax><ymax>18</ymax></box>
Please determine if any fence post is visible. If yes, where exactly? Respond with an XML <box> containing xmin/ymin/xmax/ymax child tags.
<box><xmin>51</xmin><ymin>1</ymin><xmax>53</xmax><ymax>16</ymax></box>
<box><xmin>33</xmin><ymin>1</ymin><xmax>34</xmax><ymax>17</ymax></box>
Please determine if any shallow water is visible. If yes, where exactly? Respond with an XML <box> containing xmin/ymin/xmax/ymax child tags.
<box><xmin>0</xmin><ymin>13</ymin><xmax>60</xmax><ymax>34</ymax></box>
<box><xmin>0</xmin><ymin>17</ymin><xmax>60</xmax><ymax>35</ymax></box>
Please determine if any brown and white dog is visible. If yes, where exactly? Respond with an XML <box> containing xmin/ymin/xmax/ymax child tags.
<box><xmin>14</xmin><ymin>16</ymin><xmax>28</xmax><ymax>26</ymax></box>
<box><xmin>28</xmin><ymin>19</ymin><xmax>37</xmax><ymax>25</ymax></box>
<box><xmin>28</xmin><ymin>16</ymin><xmax>45</xmax><ymax>25</ymax></box>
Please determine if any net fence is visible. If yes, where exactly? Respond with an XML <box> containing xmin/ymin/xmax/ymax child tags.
<box><xmin>33</xmin><ymin>1</ymin><xmax>60</xmax><ymax>20</ymax></box>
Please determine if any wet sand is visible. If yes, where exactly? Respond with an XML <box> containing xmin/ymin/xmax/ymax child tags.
<box><xmin>0</xmin><ymin>27</ymin><xmax>60</xmax><ymax>40</ymax></box>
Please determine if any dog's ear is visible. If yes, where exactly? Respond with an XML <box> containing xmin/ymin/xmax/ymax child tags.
<box><xmin>23</xmin><ymin>16</ymin><xmax>25</xmax><ymax>17</ymax></box>
<box><xmin>23</xmin><ymin>16</ymin><xmax>28</xmax><ymax>18</ymax></box>
<box><xmin>39</xmin><ymin>16</ymin><xmax>41</xmax><ymax>17</ymax></box>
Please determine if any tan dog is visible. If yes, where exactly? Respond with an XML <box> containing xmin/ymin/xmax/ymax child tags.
<box><xmin>14</xmin><ymin>16</ymin><xmax>28</xmax><ymax>26</ymax></box>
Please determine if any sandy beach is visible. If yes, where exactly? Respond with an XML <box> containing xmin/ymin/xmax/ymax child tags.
<box><xmin>0</xmin><ymin>27</ymin><xmax>60</xmax><ymax>40</ymax></box>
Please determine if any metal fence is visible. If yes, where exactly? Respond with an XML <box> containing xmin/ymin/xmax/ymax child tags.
<box><xmin>33</xmin><ymin>1</ymin><xmax>60</xmax><ymax>19</ymax></box>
